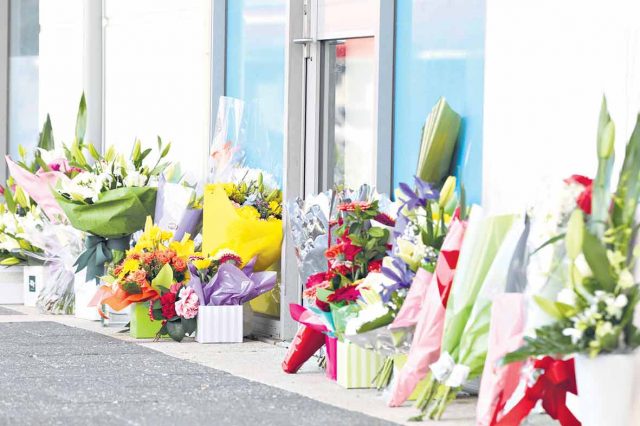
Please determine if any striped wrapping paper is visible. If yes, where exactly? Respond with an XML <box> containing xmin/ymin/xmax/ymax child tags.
<box><xmin>337</xmin><ymin>340</ymin><xmax>385</xmax><ymax>389</ymax></box>
<box><xmin>196</xmin><ymin>305</ymin><xmax>243</xmax><ymax>343</ymax></box>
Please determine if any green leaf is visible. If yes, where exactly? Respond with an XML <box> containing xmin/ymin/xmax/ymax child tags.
<box><xmin>531</xmin><ymin>233</ymin><xmax>566</xmax><ymax>256</ymax></box>
<box><xmin>165</xmin><ymin>320</ymin><xmax>185</xmax><ymax>342</ymax></box>
<box><xmin>533</xmin><ymin>295</ymin><xmax>573</xmax><ymax>320</ymax></box>
<box><xmin>75</xmin><ymin>93</ymin><xmax>87</xmax><ymax>144</ymax></box>
<box><xmin>38</xmin><ymin>114</ymin><xmax>55</xmax><ymax>151</ymax></box>
<box><xmin>121</xmin><ymin>281</ymin><xmax>142</xmax><ymax>294</ymax></box>
<box><xmin>612</xmin><ymin>113</ymin><xmax>640</xmax><ymax>252</ymax></box>
<box><xmin>160</xmin><ymin>141</ymin><xmax>171</xmax><ymax>158</ymax></box>
<box><xmin>86</xmin><ymin>143</ymin><xmax>101</xmax><ymax>161</ymax></box>
<box><xmin>316</xmin><ymin>288</ymin><xmax>333</xmax><ymax>303</ymax></box>
<box><xmin>368</xmin><ymin>227</ymin><xmax>385</xmax><ymax>238</ymax></box>
<box><xmin>582</xmin><ymin>230</ymin><xmax>616</xmax><ymax>292</ymax></box>
<box><xmin>151</xmin><ymin>263</ymin><xmax>174</xmax><ymax>292</ymax></box>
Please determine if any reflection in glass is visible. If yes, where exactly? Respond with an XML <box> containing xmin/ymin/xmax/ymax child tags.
<box><xmin>323</xmin><ymin>38</ymin><xmax>375</xmax><ymax>190</ymax></box>
<box><xmin>8</xmin><ymin>0</ymin><xmax>40</xmax><ymax>158</ymax></box>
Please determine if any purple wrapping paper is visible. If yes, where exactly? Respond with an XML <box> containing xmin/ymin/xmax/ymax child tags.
<box><xmin>174</xmin><ymin>208</ymin><xmax>203</xmax><ymax>241</ymax></box>
<box><xmin>189</xmin><ymin>258</ymin><xmax>276</xmax><ymax>306</ymax></box>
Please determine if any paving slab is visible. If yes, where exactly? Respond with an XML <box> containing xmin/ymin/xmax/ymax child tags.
<box><xmin>0</xmin><ymin>306</ymin><xmax>23</xmax><ymax>315</ymax></box>
<box><xmin>0</xmin><ymin>321</ymin><xmax>397</xmax><ymax>426</ymax></box>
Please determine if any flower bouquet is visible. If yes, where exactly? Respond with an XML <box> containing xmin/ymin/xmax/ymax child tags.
<box><xmin>93</xmin><ymin>217</ymin><xmax>195</xmax><ymax>339</ymax></box>
<box><xmin>54</xmin><ymin>137</ymin><xmax>171</xmax><ymax>281</ymax></box>
<box><xmin>343</xmin><ymin>177</ymin><xmax>457</xmax><ymax>390</ymax></box>
<box><xmin>503</xmin><ymin>98</ymin><xmax>640</xmax><ymax>426</ymax></box>
<box><xmin>413</xmin><ymin>211</ymin><xmax>523</xmax><ymax>420</ymax></box>
<box><xmin>203</xmin><ymin>170</ymin><xmax>283</xmax><ymax>319</ymax></box>
<box><xmin>188</xmin><ymin>251</ymin><xmax>277</xmax><ymax>343</ymax></box>
<box><xmin>0</xmin><ymin>183</ymin><xmax>44</xmax><ymax>266</ymax></box>
<box><xmin>282</xmin><ymin>185</ymin><xmax>394</xmax><ymax>376</ymax></box>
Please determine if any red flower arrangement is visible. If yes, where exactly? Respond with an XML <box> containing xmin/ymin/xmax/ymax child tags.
<box><xmin>326</xmin><ymin>285</ymin><xmax>360</xmax><ymax>303</ymax></box>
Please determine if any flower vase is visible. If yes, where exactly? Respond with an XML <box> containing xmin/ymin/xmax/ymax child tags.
<box><xmin>574</xmin><ymin>353</ymin><xmax>637</xmax><ymax>426</ymax></box>
<box><xmin>129</xmin><ymin>302</ymin><xmax>162</xmax><ymax>339</ymax></box>
<box><xmin>0</xmin><ymin>266</ymin><xmax>24</xmax><ymax>304</ymax></box>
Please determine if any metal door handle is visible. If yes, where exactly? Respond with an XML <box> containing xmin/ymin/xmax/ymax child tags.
<box><xmin>293</xmin><ymin>38</ymin><xmax>313</xmax><ymax>44</ymax></box>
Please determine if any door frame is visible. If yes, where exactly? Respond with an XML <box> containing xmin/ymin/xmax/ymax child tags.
<box><xmin>281</xmin><ymin>0</ymin><xmax>394</xmax><ymax>340</ymax></box>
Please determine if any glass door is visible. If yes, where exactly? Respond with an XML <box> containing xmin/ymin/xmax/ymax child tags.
<box><xmin>280</xmin><ymin>0</ymin><xmax>394</xmax><ymax>340</ymax></box>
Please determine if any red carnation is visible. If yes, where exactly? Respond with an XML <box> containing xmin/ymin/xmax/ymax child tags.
<box><xmin>327</xmin><ymin>285</ymin><xmax>360</xmax><ymax>304</ymax></box>
<box><xmin>368</xmin><ymin>259</ymin><xmax>383</xmax><ymax>272</ymax></box>
<box><xmin>373</xmin><ymin>213</ymin><xmax>395</xmax><ymax>227</ymax></box>
<box><xmin>330</xmin><ymin>264</ymin><xmax>352</xmax><ymax>276</ymax></box>
<box><xmin>160</xmin><ymin>292</ymin><xmax>177</xmax><ymax>319</ymax></box>
<box><xmin>576</xmin><ymin>185</ymin><xmax>593</xmax><ymax>215</ymax></box>
<box><xmin>564</xmin><ymin>175</ymin><xmax>593</xmax><ymax>187</ymax></box>
<box><xmin>306</xmin><ymin>271</ymin><xmax>329</xmax><ymax>288</ymax></box>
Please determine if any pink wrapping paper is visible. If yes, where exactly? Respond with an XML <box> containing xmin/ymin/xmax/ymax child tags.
<box><xmin>390</xmin><ymin>268</ymin><xmax>433</xmax><ymax>329</ymax></box>
<box><xmin>476</xmin><ymin>293</ymin><xmax>526</xmax><ymax>426</ymax></box>
<box><xmin>388</xmin><ymin>218</ymin><xmax>467</xmax><ymax>407</ymax></box>
<box><xmin>325</xmin><ymin>335</ymin><xmax>338</xmax><ymax>381</ymax></box>
<box><xmin>6</xmin><ymin>156</ymin><xmax>69</xmax><ymax>222</ymax></box>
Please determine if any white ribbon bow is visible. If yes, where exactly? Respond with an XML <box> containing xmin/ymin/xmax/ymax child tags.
<box><xmin>430</xmin><ymin>352</ymin><xmax>470</xmax><ymax>388</ymax></box>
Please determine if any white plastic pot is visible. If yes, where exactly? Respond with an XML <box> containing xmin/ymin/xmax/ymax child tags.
<box><xmin>0</xmin><ymin>266</ymin><xmax>24</xmax><ymax>304</ymax></box>
<box><xmin>574</xmin><ymin>353</ymin><xmax>638</xmax><ymax>426</ymax></box>
<box><xmin>73</xmin><ymin>272</ymin><xmax>101</xmax><ymax>321</ymax></box>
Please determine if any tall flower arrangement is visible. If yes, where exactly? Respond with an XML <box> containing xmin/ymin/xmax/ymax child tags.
<box><xmin>506</xmin><ymin>98</ymin><xmax>640</xmax><ymax>362</ymax></box>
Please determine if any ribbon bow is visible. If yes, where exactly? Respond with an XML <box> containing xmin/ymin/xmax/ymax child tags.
<box><xmin>74</xmin><ymin>235</ymin><xmax>130</xmax><ymax>282</ymax></box>
<box><xmin>430</xmin><ymin>351</ymin><xmax>471</xmax><ymax>388</ymax></box>
<box><xmin>495</xmin><ymin>356</ymin><xmax>580</xmax><ymax>426</ymax></box>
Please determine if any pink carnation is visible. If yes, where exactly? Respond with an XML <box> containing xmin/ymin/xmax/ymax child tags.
<box><xmin>175</xmin><ymin>287</ymin><xmax>199</xmax><ymax>319</ymax></box>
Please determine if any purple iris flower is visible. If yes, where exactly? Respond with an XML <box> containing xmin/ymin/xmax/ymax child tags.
<box><xmin>380</xmin><ymin>257</ymin><xmax>416</xmax><ymax>302</ymax></box>
<box><xmin>398</xmin><ymin>176</ymin><xmax>439</xmax><ymax>212</ymax></box>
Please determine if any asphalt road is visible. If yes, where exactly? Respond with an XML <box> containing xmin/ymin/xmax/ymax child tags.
<box><xmin>0</xmin><ymin>321</ymin><xmax>398</xmax><ymax>426</ymax></box>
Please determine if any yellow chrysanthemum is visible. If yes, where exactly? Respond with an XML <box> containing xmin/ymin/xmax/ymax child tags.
<box><xmin>120</xmin><ymin>258</ymin><xmax>140</xmax><ymax>278</ymax></box>
<box><xmin>237</xmin><ymin>205</ymin><xmax>260</xmax><ymax>220</ymax></box>
<box><xmin>192</xmin><ymin>258</ymin><xmax>212</xmax><ymax>270</ymax></box>
<box><xmin>268</xmin><ymin>200</ymin><xmax>282</xmax><ymax>216</ymax></box>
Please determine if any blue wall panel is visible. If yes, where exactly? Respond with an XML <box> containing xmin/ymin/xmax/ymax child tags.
<box><xmin>393</xmin><ymin>0</ymin><xmax>485</xmax><ymax>204</ymax></box>
<box><xmin>226</xmin><ymin>0</ymin><xmax>286</xmax><ymax>184</ymax></box>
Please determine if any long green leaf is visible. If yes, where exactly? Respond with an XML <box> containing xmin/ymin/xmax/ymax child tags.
<box><xmin>582</xmin><ymin>229</ymin><xmax>616</xmax><ymax>292</ymax></box>
<box><xmin>38</xmin><ymin>114</ymin><xmax>55</xmax><ymax>151</ymax></box>
<box><xmin>75</xmin><ymin>93</ymin><xmax>87</xmax><ymax>144</ymax></box>
<box><xmin>612</xmin><ymin>113</ymin><xmax>640</xmax><ymax>253</ymax></box>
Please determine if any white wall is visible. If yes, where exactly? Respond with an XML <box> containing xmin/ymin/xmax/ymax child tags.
<box><xmin>103</xmin><ymin>0</ymin><xmax>211</xmax><ymax>181</ymax></box>
<box><xmin>483</xmin><ymin>0</ymin><xmax>640</xmax><ymax>215</ymax></box>
<box><xmin>39</xmin><ymin>0</ymin><xmax>84</xmax><ymax>144</ymax></box>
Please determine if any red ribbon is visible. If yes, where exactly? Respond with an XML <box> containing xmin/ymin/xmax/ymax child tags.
<box><xmin>495</xmin><ymin>357</ymin><xmax>580</xmax><ymax>426</ymax></box>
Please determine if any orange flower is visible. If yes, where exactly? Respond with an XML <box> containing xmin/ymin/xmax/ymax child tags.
<box><xmin>172</xmin><ymin>257</ymin><xmax>187</xmax><ymax>272</ymax></box>
<box><xmin>127</xmin><ymin>269</ymin><xmax>148</xmax><ymax>286</ymax></box>
<box><xmin>156</xmin><ymin>249</ymin><xmax>176</xmax><ymax>264</ymax></box>
<box><xmin>338</xmin><ymin>201</ymin><xmax>371</xmax><ymax>212</ymax></box>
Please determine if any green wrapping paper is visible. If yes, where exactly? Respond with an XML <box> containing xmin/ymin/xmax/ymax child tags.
<box><xmin>440</xmin><ymin>211</ymin><xmax>517</xmax><ymax>356</ymax></box>
<box><xmin>129</xmin><ymin>302</ymin><xmax>162</xmax><ymax>339</ymax></box>
<box><xmin>415</xmin><ymin>210</ymin><xmax>522</xmax><ymax>420</ymax></box>
<box><xmin>54</xmin><ymin>187</ymin><xmax>157</xmax><ymax>238</ymax></box>
<box><xmin>55</xmin><ymin>186</ymin><xmax>157</xmax><ymax>280</ymax></box>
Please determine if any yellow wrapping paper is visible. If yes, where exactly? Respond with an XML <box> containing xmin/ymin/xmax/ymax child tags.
<box><xmin>203</xmin><ymin>184</ymin><xmax>283</xmax><ymax>316</ymax></box>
